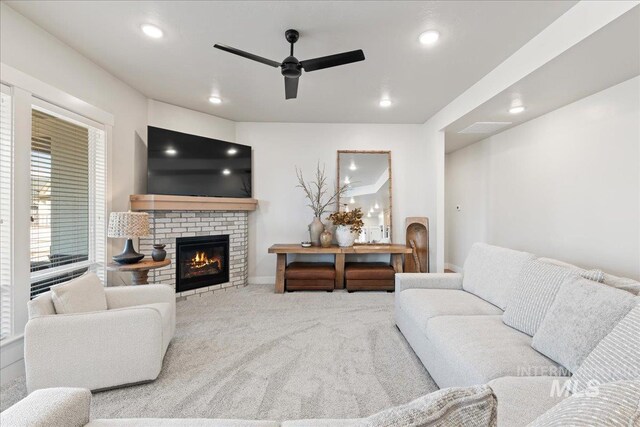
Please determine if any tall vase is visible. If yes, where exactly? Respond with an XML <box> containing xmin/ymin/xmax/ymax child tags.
<box><xmin>335</xmin><ymin>225</ymin><xmax>356</xmax><ymax>247</ymax></box>
<box><xmin>308</xmin><ymin>217</ymin><xmax>325</xmax><ymax>246</ymax></box>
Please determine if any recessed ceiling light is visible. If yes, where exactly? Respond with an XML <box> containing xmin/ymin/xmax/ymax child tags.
<box><xmin>379</xmin><ymin>99</ymin><xmax>392</xmax><ymax>108</ymax></box>
<box><xmin>344</xmin><ymin>176</ymin><xmax>350</xmax><ymax>184</ymax></box>
<box><xmin>165</xmin><ymin>148</ymin><xmax>177</xmax><ymax>155</ymax></box>
<box><xmin>374</xmin><ymin>202</ymin><xmax>379</xmax><ymax>209</ymax></box>
<box><xmin>141</xmin><ymin>24</ymin><xmax>163</xmax><ymax>39</ymax></box>
<box><xmin>227</xmin><ymin>148</ymin><xmax>238</xmax><ymax>155</ymax></box>
<box><xmin>350</xmin><ymin>197</ymin><xmax>355</xmax><ymax>204</ymax></box>
<box><xmin>209</xmin><ymin>96</ymin><xmax>222</xmax><ymax>104</ymax></box>
<box><xmin>222</xmin><ymin>169</ymin><xmax>231</xmax><ymax>175</ymax></box>
<box><xmin>509</xmin><ymin>106</ymin><xmax>526</xmax><ymax>114</ymax></box>
<box><xmin>349</xmin><ymin>161</ymin><xmax>357</xmax><ymax>171</ymax></box>
<box><xmin>367</xmin><ymin>212</ymin><xmax>371</xmax><ymax>218</ymax></box>
<box><xmin>419</xmin><ymin>30</ymin><xmax>440</xmax><ymax>45</ymax></box>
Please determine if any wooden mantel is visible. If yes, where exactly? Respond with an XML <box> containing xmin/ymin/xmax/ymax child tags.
<box><xmin>130</xmin><ymin>194</ymin><xmax>258</xmax><ymax>211</ymax></box>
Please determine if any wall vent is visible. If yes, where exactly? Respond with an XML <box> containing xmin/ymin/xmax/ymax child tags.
<box><xmin>458</xmin><ymin>122</ymin><xmax>512</xmax><ymax>134</ymax></box>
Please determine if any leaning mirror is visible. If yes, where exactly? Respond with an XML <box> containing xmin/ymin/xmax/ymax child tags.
<box><xmin>337</xmin><ymin>151</ymin><xmax>392</xmax><ymax>244</ymax></box>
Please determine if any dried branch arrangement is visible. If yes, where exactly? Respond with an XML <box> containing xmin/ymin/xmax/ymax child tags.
<box><xmin>296</xmin><ymin>163</ymin><xmax>349</xmax><ymax>218</ymax></box>
<box><xmin>327</xmin><ymin>208</ymin><xmax>364</xmax><ymax>234</ymax></box>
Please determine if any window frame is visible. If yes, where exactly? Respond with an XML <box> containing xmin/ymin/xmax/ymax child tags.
<box><xmin>0</xmin><ymin>64</ymin><xmax>113</xmax><ymax>352</ymax></box>
<box><xmin>28</xmin><ymin>99</ymin><xmax>107</xmax><ymax>294</ymax></box>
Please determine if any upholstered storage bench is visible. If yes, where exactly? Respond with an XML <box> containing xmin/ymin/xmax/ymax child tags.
<box><xmin>345</xmin><ymin>262</ymin><xmax>395</xmax><ymax>292</ymax></box>
<box><xmin>285</xmin><ymin>262</ymin><xmax>335</xmax><ymax>291</ymax></box>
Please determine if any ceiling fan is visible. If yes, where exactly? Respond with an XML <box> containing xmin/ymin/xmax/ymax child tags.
<box><xmin>214</xmin><ymin>29</ymin><xmax>365</xmax><ymax>100</ymax></box>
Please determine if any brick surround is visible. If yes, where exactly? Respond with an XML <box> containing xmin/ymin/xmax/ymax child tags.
<box><xmin>139</xmin><ymin>210</ymin><xmax>248</xmax><ymax>299</ymax></box>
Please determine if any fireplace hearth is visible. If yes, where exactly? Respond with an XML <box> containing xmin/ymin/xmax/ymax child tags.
<box><xmin>176</xmin><ymin>235</ymin><xmax>229</xmax><ymax>293</ymax></box>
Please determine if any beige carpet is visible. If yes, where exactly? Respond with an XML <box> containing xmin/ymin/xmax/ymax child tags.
<box><xmin>0</xmin><ymin>284</ymin><xmax>437</xmax><ymax>420</ymax></box>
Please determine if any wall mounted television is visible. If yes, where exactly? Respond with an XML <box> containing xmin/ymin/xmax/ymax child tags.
<box><xmin>147</xmin><ymin>126</ymin><xmax>252</xmax><ymax>198</ymax></box>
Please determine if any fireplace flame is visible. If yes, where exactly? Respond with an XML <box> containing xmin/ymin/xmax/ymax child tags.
<box><xmin>190</xmin><ymin>251</ymin><xmax>221</xmax><ymax>270</ymax></box>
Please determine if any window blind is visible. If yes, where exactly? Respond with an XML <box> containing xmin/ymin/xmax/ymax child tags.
<box><xmin>0</xmin><ymin>85</ymin><xmax>13</xmax><ymax>340</ymax></box>
<box><xmin>29</xmin><ymin>105</ymin><xmax>106</xmax><ymax>298</ymax></box>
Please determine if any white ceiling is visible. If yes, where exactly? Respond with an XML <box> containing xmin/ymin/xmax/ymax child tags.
<box><xmin>6</xmin><ymin>1</ymin><xmax>577</xmax><ymax>124</ymax></box>
<box><xmin>445</xmin><ymin>6</ymin><xmax>640</xmax><ymax>153</ymax></box>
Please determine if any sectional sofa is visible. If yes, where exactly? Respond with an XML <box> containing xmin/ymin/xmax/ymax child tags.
<box><xmin>2</xmin><ymin>243</ymin><xmax>638</xmax><ymax>426</ymax></box>
<box><xmin>395</xmin><ymin>242</ymin><xmax>640</xmax><ymax>426</ymax></box>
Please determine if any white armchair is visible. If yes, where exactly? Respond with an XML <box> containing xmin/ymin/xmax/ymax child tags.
<box><xmin>25</xmin><ymin>284</ymin><xmax>175</xmax><ymax>392</ymax></box>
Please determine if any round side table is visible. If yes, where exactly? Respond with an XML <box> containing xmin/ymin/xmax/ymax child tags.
<box><xmin>107</xmin><ymin>258</ymin><xmax>171</xmax><ymax>285</ymax></box>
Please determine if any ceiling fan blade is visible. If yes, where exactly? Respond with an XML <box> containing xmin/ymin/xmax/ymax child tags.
<box><xmin>300</xmin><ymin>49</ymin><xmax>365</xmax><ymax>72</ymax></box>
<box><xmin>214</xmin><ymin>44</ymin><xmax>281</xmax><ymax>68</ymax></box>
<box><xmin>285</xmin><ymin>76</ymin><xmax>299</xmax><ymax>100</ymax></box>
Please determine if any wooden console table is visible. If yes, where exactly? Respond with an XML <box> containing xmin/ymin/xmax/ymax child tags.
<box><xmin>267</xmin><ymin>244</ymin><xmax>413</xmax><ymax>294</ymax></box>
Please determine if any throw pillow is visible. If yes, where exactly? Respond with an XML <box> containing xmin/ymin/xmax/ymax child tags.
<box><xmin>364</xmin><ymin>385</ymin><xmax>496</xmax><ymax>427</ymax></box>
<box><xmin>531</xmin><ymin>275</ymin><xmax>636</xmax><ymax>373</ymax></box>
<box><xmin>528</xmin><ymin>380</ymin><xmax>640</xmax><ymax>427</ymax></box>
<box><xmin>569</xmin><ymin>300</ymin><xmax>640</xmax><ymax>393</ymax></box>
<box><xmin>503</xmin><ymin>259</ymin><xmax>574</xmax><ymax>336</ymax></box>
<box><xmin>51</xmin><ymin>272</ymin><xmax>107</xmax><ymax>314</ymax></box>
<box><xmin>603</xmin><ymin>273</ymin><xmax>640</xmax><ymax>295</ymax></box>
<box><xmin>579</xmin><ymin>269</ymin><xmax>605</xmax><ymax>283</ymax></box>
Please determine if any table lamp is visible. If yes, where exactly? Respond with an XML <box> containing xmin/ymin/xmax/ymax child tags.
<box><xmin>108</xmin><ymin>212</ymin><xmax>150</xmax><ymax>264</ymax></box>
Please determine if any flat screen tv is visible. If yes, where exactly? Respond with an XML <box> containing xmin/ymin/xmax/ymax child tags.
<box><xmin>147</xmin><ymin>126</ymin><xmax>252</xmax><ymax>198</ymax></box>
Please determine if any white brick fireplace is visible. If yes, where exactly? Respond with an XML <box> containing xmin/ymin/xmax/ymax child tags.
<box><xmin>131</xmin><ymin>194</ymin><xmax>257</xmax><ymax>299</ymax></box>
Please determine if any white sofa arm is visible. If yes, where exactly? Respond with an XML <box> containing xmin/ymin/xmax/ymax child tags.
<box><xmin>395</xmin><ymin>273</ymin><xmax>464</xmax><ymax>293</ymax></box>
<box><xmin>0</xmin><ymin>387</ymin><xmax>91</xmax><ymax>427</ymax></box>
<box><xmin>25</xmin><ymin>306</ymin><xmax>164</xmax><ymax>392</ymax></box>
<box><xmin>105</xmin><ymin>284</ymin><xmax>175</xmax><ymax>309</ymax></box>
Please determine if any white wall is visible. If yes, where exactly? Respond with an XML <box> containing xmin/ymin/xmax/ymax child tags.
<box><xmin>423</xmin><ymin>1</ymin><xmax>639</xmax><ymax>273</ymax></box>
<box><xmin>0</xmin><ymin>2</ymin><xmax>148</xmax><ymax>253</ymax></box>
<box><xmin>446</xmin><ymin>77</ymin><xmax>640</xmax><ymax>279</ymax></box>
<box><xmin>236</xmin><ymin>123</ymin><xmax>431</xmax><ymax>281</ymax></box>
<box><xmin>148</xmin><ymin>100</ymin><xmax>236</xmax><ymax>143</ymax></box>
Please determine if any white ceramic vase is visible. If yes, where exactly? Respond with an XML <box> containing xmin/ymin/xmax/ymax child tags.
<box><xmin>335</xmin><ymin>225</ymin><xmax>356</xmax><ymax>247</ymax></box>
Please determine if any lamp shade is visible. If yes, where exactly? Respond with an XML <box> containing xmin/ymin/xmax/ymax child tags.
<box><xmin>107</xmin><ymin>212</ymin><xmax>150</xmax><ymax>238</ymax></box>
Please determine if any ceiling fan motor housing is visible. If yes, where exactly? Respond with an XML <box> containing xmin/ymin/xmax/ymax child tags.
<box><xmin>281</xmin><ymin>56</ymin><xmax>302</xmax><ymax>78</ymax></box>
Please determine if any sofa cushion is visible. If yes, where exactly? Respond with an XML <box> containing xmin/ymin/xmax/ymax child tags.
<box><xmin>364</xmin><ymin>384</ymin><xmax>496</xmax><ymax>427</ymax></box>
<box><xmin>51</xmin><ymin>272</ymin><xmax>107</xmax><ymax>314</ymax></box>
<box><xmin>532</xmin><ymin>275</ymin><xmax>637</xmax><ymax>373</ymax></box>
<box><xmin>398</xmin><ymin>289</ymin><xmax>502</xmax><ymax>330</ymax></box>
<box><xmin>462</xmin><ymin>243</ymin><xmax>535</xmax><ymax>310</ymax></box>
<box><xmin>503</xmin><ymin>260</ymin><xmax>575</xmax><ymax>336</ymax></box>
<box><xmin>529</xmin><ymin>380</ymin><xmax>640</xmax><ymax>427</ymax></box>
<box><xmin>487</xmin><ymin>376</ymin><xmax>570</xmax><ymax>427</ymax></box>
<box><xmin>569</xmin><ymin>300</ymin><xmax>640</xmax><ymax>392</ymax></box>
<box><xmin>426</xmin><ymin>315</ymin><xmax>566</xmax><ymax>386</ymax></box>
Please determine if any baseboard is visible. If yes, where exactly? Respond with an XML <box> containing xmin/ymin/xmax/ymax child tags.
<box><xmin>445</xmin><ymin>263</ymin><xmax>463</xmax><ymax>273</ymax></box>
<box><xmin>249</xmin><ymin>276</ymin><xmax>275</xmax><ymax>285</ymax></box>
<box><xmin>1</xmin><ymin>358</ymin><xmax>25</xmax><ymax>385</ymax></box>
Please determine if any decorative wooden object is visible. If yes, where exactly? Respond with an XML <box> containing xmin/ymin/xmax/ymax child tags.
<box><xmin>268</xmin><ymin>244</ymin><xmax>412</xmax><ymax>294</ymax></box>
<box><xmin>404</xmin><ymin>217</ymin><xmax>429</xmax><ymax>273</ymax></box>
<box><xmin>107</xmin><ymin>258</ymin><xmax>171</xmax><ymax>285</ymax></box>
<box><xmin>129</xmin><ymin>194</ymin><xmax>258</xmax><ymax>211</ymax></box>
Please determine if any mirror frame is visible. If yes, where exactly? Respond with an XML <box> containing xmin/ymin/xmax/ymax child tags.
<box><xmin>336</xmin><ymin>150</ymin><xmax>392</xmax><ymax>245</ymax></box>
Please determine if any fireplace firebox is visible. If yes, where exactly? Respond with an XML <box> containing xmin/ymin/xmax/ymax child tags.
<box><xmin>176</xmin><ymin>235</ymin><xmax>229</xmax><ymax>293</ymax></box>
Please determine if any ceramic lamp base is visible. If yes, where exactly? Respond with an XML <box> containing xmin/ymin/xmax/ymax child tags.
<box><xmin>112</xmin><ymin>239</ymin><xmax>145</xmax><ymax>264</ymax></box>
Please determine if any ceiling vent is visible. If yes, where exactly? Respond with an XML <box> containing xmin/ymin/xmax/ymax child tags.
<box><xmin>458</xmin><ymin>122</ymin><xmax>512</xmax><ymax>134</ymax></box>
